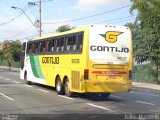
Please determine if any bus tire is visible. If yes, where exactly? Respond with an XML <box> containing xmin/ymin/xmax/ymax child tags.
<box><xmin>64</xmin><ymin>78</ymin><xmax>74</xmax><ymax>97</ymax></box>
<box><xmin>24</xmin><ymin>72</ymin><xmax>31</xmax><ymax>85</ymax></box>
<box><xmin>55</xmin><ymin>77</ymin><xmax>64</xmax><ymax>95</ymax></box>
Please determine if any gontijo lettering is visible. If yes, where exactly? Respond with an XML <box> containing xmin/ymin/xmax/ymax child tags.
<box><xmin>90</xmin><ymin>46</ymin><xmax>129</xmax><ymax>53</ymax></box>
<box><xmin>42</xmin><ymin>57</ymin><xmax>59</xmax><ymax>64</ymax></box>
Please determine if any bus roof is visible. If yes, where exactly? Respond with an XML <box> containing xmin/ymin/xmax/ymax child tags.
<box><xmin>32</xmin><ymin>24</ymin><xmax>130</xmax><ymax>41</ymax></box>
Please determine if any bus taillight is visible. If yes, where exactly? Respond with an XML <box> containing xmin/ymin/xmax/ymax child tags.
<box><xmin>84</xmin><ymin>69</ymin><xmax>89</xmax><ymax>80</ymax></box>
<box><xmin>129</xmin><ymin>70</ymin><xmax>132</xmax><ymax>80</ymax></box>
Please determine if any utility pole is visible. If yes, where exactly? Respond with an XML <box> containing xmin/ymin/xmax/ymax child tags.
<box><xmin>39</xmin><ymin>0</ymin><xmax>42</xmax><ymax>37</ymax></box>
<box><xmin>28</xmin><ymin>0</ymin><xmax>42</xmax><ymax>37</ymax></box>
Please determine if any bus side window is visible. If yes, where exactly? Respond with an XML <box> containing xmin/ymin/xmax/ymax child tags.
<box><xmin>66</xmin><ymin>35</ymin><xmax>76</xmax><ymax>52</ymax></box>
<box><xmin>27</xmin><ymin>42</ymin><xmax>32</xmax><ymax>54</ymax></box>
<box><xmin>77</xmin><ymin>33</ymin><xmax>83</xmax><ymax>52</ymax></box>
<box><xmin>32</xmin><ymin>43</ymin><xmax>35</xmax><ymax>53</ymax></box>
<box><xmin>48</xmin><ymin>40</ymin><xmax>51</xmax><ymax>52</ymax></box>
<box><xmin>34</xmin><ymin>42</ymin><xmax>39</xmax><ymax>53</ymax></box>
<box><xmin>66</xmin><ymin>37</ymin><xmax>70</xmax><ymax>51</ymax></box>
<box><xmin>22</xmin><ymin>42</ymin><xmax>26</xmax><ymax>52</ymax></box>
<box><xmin>66</xmin><ymin>37</ymin><xmax>71</xmax><ymax>51</ymax></box>
<box><xmin>39</xmin><ymin>40</ymin><xmax>45</xmax><ymax>53</ymax></box>
<box><xmin>45</xmin><ymin>40</ymin><xmax>49</xmax><ymax>52</ymax></box>
<box><xmin>72</xmin><ymin>35</ymin><xmax>77</xmax><ymax>51</ymax></box>
<box><xmin>56</xmin><ymin>37</ymin><xmax>64</xmax><ymax>52</ymax></box>
<box><xmin>51</xmin><ymin>39</ymin><xmax>55</xmax><ymax>52</ymax></box>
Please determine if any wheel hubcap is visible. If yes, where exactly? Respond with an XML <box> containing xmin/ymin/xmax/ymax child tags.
<box><xmin>56</xmin><ymin>81</ymin><xmax>61</xmax><ymax>92</ymax></box>
<box><xmin>65</xmin><ymin>81</ymin><xmax>69</xmax><ymax>94</ymax></box>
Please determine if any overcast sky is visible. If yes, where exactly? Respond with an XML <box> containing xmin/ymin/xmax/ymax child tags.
<box><xmin>0</xmin><ymin>0</ymin><xmax>135</xmax><ymax>42</ymax></box>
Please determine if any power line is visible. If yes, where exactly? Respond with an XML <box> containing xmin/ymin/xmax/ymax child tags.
<box><xmin>0</xmin><ymin>5</ymin><xmax>29</xmax><ymax>27</ymax></box>
<box><xmin>94</xmin><ymin>15</ymin><xmax>136</xmax><ymax>24</ymax></box>
<box><xmin>43</xmin><ymin>4</ymin><xmax>131</xmax><ymax>24</ymax></box>
<box><xmin>28</xmin><ymin>5</ymin><xmax>39</xmax><ymax>20</ymax></box>
<box><xmin>42</xmin><ymin>0</ymin><xmax>54</xmax><ymax>3</ymax></box>
<box><xmin>108</xmin><ymin>18</ymin><xmax>136</xmax><ymax>24</ymax></box>
<box><xmin>1</xmin><ymin>4</ymin><xmax>133</xmax><ymax>40</ymax></box>
<box><xmin>19</xmin><ymin>34</ymin><xmax>37</xmax><ymax>41</ymax></box>
<box><xmin>28</xmin><ymin>0</ymin><xmax>42</xmax><ymax>37</ymax></box>
<box><xmin>41</xmin><ymin>17</ymin><xmax>136</xmax><ymax>36</ymax></box>
<box><xmin>29</xmin><ymin>0</ymin><xmax>54</xmax><ymax>4</ymax></box>
<box><xmin>4</xmin><ymin>25</ymin><xmax>34</xmax><ymax>40</ymax></box>
<box><xmin>9</xmin><ymin>17</ymin><xmax>135</xmax><ymax>41</ymax></box>
<box><xmin>2</xmin><ymin>15</ymin><xmax>135</xmax><ymax>40</ymax></box>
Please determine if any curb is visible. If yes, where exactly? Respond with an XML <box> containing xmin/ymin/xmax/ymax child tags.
<box><xmin>132</xmin><ymin>82</ymin><xmax>160</xmax><ymax>91</ymax></box>
<box><xmin>0</xmin><ymin>66</ymin><xmax>20</xmax><ymax>72</ymax></box>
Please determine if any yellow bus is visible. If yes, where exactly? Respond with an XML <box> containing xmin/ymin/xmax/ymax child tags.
<box><xmin>20</xmin><ymin>24</ymin><xmax>133</xmax><ymax>97</ymax></box>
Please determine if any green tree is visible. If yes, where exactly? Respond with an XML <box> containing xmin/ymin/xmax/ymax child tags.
<box><xmin>10</xmin><ymin>40</ymin><xmax>21</xmax><ymax>62</ymax></box>
<box><xmin>1</xmin><ymin>40</ymin><xmax>12</xmax><ymax>65</ymax></box>
<box><xmin>0</xmin><ymin>40</ymin><xmax>22</xmax><ymax>68</ymax></box>
<box><xmin>130</xmin><ymin>0</ymin><xmax>160</xmax><ymax>82</ymax></box>
<box><xmin>56</xmin><ymin>25</ymin><xmax>74</xmax><ymax>32</ymax></box>
<box><xmin>125</xmin><ymin>22</ymin><xmax>141</xmax><ymax>60</ymax></box>
<box><xmin>0</xmin><ymin>49</ymin><xmax>3</xmax><ymax>65</ymax></box>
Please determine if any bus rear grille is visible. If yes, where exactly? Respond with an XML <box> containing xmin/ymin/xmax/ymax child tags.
<box><xmin>93</xmin><ymin>64</ymin><xmax>126</xmax><ymax>69</ymax></box>
<box><xmin>71</xmin><ymin>71</ymin><xmax>80</xmax><ymax>91</ymax></box>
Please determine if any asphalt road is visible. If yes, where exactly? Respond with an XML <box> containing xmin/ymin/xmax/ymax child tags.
<box><xmin>0</xmin><ymin>70</ymin><xmax>160</xmax><ymax>119</ymax></box>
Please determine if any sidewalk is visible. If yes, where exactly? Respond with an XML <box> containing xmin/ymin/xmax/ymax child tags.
<box><xmin>132</xmin><ymin>82</ymin><xmax>160</xmax><ymax>91</ymax></box>
<box><xmin>0</xmin><ymin>66</ymin><xmax>19</xmax><ymax>72</ymax></box>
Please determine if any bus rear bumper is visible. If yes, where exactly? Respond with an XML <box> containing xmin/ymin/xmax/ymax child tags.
<box><xmin>84</xmin><ymin>81</ymin><xmax>132</xmax><ymax>93</ymax></box>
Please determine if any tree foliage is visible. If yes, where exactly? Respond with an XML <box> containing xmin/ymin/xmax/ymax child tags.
<box><xmin>128</xmin><ymin>0</ymin><xmax>160</xmax><ymax>82</ymax></box>
<box><xmin>56</xmin><ymin>25</ymin><xmax>74</xmax><ymax>32</ymax></box>
<box><xmin>10</xmin><ymin>40</ymin><xmax>21</xmax><ymax>61</ymax></box>
<box><xmin>130</xmin><ymin>0</ymin><xmax>160</xmax><ymax>63</ymax></box>
<box><xmin>125</xmin><ymin>22</ymin><xmax>142</xmax><ymax>60</ymax></box>
<box><xmin>0</xmin><ymin>40</ymin><xmax>21</xmax><ymax>65</ymax></box>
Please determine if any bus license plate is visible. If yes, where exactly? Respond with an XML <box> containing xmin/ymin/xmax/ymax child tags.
<box><xmin>109</xmin><ymin>75</ymin><xmax>116</xmax><ymax>79</ymax></box>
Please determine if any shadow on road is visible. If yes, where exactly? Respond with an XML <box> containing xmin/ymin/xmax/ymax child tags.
<box><xmin>77</xmin><ymin>94</ymin><xmax>123</xmax><ymax>102</ymax></box>
<box><xmin>30</xmin><ymin>83</ymin><xmax>123</xmax><ymax>102</ymax></box>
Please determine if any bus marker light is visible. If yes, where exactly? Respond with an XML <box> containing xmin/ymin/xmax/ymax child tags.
<box><xmin>84</xmin><ymin>69</ymin><xmax>89</xmax><ymax>80</ymax></box>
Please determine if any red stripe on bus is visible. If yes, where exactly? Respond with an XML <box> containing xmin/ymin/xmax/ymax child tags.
<box><xmin>92</xmin><ymin>71</ymin><xmax>127</xmax><ymax>75</ymax></box>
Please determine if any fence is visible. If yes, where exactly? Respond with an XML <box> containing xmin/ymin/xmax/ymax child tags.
<box><xmin>0</xmin><ymin>56</ymin><xmax>20</xmax><ymax>68</ymax></box>
<box><xmin>132</xmin><ymin>63</ymin><xmax>160</xmax><ymax>84</ymax></box>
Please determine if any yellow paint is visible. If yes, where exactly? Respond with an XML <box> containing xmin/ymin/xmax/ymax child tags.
<box><xmin>106</xmin><ymin>31</ymin><xmax>123</xmax><ymax>43</ymax></box>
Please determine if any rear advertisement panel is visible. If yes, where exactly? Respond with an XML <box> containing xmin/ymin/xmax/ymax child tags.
<box><xmin>89</xmin><ymin>25</ymin><xmax>131</xmax><ymax>64</ymax></box>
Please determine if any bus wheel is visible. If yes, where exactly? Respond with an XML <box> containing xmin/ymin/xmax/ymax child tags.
<box><xmin>56</xmin><ymin>77</ymin><xmax>64</xmax><ymax>95</ymax></box>
<box><xmin>24</xmin><ymin>72</ymin><xmax>31</xmax><ymax>85</ymax></box>
<box><xmin>64</xmin><ymin>78</ymin><xmax>74</xmax><ymax>97</ymax></box>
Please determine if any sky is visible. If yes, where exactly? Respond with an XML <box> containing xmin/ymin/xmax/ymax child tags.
<box><xmin>0</xmin><ymin>0</ymin><xmax>136</xmax><ymax>42</ymax></box>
